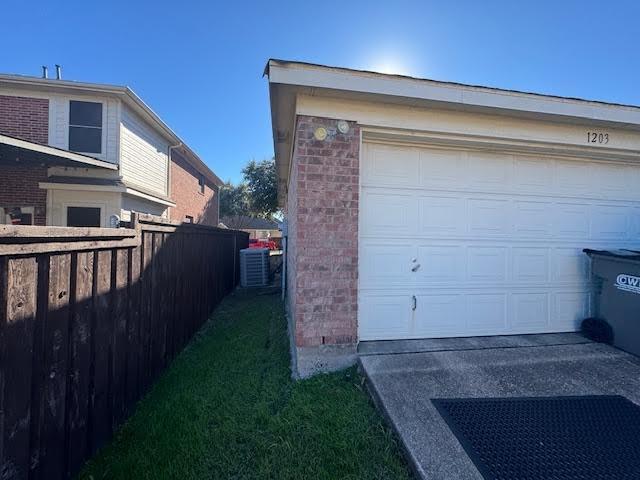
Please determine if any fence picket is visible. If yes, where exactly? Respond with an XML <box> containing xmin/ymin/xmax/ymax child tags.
<box><xmin>0</xmin><ymin>219</ymin><xmax>248</xmax><ymax>479</ymax></box>
<box><xmin>112</xmin><ymin>249</ymin><xmax>129</xmax><ymax>430</ymax></box>
<box><xmin>1</xmin><ymin>258</ymin><xmax>38</xmax><ymax>480</ymax></box>
<box><xmin>40</xmin><ymin>254</ymin><xmax>72</xmax><ymax>479</ymax></box>
<box><xmin>66</xmin><ymin>251</ymin><xmax>94</xmax><ymax>476</ymax></box>
<box><xmin>127</xmin><ymin>245</ymin><xmax>141</xmax><ymax>410</ymax></box>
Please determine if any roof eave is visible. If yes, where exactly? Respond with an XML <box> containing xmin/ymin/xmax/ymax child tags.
<box><xmin>266</xmin><ymin>59</ymin><xmax>640</xmax><ymax>207</ymax></box>
<box><xmin>266</xmin><ymin>59</ymin><xmax>640</xmax><ymax>122</ymax></box>
<box><xmin>0</xmin><ymin>134</ymin><xmax>118</xmax><ymax>170</ymax></box>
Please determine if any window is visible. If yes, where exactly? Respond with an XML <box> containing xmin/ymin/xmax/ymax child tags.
<box><xmin>69</xmin><ymin>101</ymin><xmax>103</xmax><ymax>153</ymax></box>
<box><xmin>67</xmin><ymin>207</ymin><xmax>101</xmax><ymax>227</ymax></box>
<box><xmin>1</xmin><ymin>207</ymin><xmax>34</xmax><ymax>225</ymax></box>
<box><xmin>185</xmin><ymin>215</ymin><xmax>194</xmax><ymax>223</ymax></box>
<box><xmin>198</xmin><ymin>175</ymin><xmax>205</xmax><ymax>194</ymax></box>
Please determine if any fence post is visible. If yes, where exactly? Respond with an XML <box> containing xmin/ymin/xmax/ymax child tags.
<box><xmin>233</xmin><ymin>234</ymin><xmax>237</xmax><ymax>286</ymax></box>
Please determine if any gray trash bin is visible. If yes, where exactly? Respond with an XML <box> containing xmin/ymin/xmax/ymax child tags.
<box><xmin>584</xmin><ymin>248</ymin><xmax>640</xmax><ymax>357</ymax></box>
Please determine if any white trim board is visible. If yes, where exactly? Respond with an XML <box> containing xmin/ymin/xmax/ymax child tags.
<box><xmin>39</xmin><ymin>182</ymin><xmax>176</xmax><ymax>207</ymax></box>
<box><xmin>268</xmin><ymin>60</ymin><xmax>640</xmax><ymax>127</ymax></box>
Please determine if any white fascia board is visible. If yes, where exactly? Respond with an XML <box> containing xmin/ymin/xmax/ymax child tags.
<box><xmin>267</xmin><ymin>62</ymin><xmax>640</xmax><ymax>127</ymax></box>
<box><xmin>2</xmin><ymin>134</ymin><xmax>117</xmax><ymax>170</ymax></box>
<box><xmin>124</xmin><ymin>187</ymin><xmax>176</xmax><ymax>207</ymax></box>
<box><xmin>39</xmin><ymin>182</ymin><xmax>123</xmax><ymax>192</ymax></box>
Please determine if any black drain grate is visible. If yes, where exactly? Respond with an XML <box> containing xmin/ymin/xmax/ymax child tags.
<box><xmin>432</xmin><ymin>395</ymin><xmax>640</xmax><ymax>480</ymax></box>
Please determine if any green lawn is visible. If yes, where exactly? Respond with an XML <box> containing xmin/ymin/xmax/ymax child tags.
<box><xmin>79</xmin><ymin>289</ymin><xmax>411</xmax><ymax>480</ymax></box>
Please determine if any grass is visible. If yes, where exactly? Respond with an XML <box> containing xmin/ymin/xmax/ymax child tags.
<box><xmin>79</xmin><ymin>289</ymin><xmax>412</xmax><ymax>480</ymax></box>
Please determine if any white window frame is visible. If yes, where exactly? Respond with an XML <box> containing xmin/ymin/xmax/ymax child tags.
<box><xmin>63</xmin><ymin>201</ymin><xmax>106</xmax><ymax>227</ymax></box>
<box><xmin>67</xmin><ymin>99</ymin><xmax>106</xmax><ymax>156</ymax></box>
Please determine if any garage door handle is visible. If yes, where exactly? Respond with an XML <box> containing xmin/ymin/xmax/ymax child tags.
<box><xmin>411</xmin><ymin>263</ymin><xmax>421</xmax><ymax>272</ymax></box>
<box><xmin>412</xmin><ymin>295</ymin><xmax>417</xmax><ymax>311</ymax></box>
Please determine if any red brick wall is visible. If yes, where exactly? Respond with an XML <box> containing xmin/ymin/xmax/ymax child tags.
<box><xmin>0</xmin><ymin>95</ymin><xmax>50</xmax><ymax>225</ymax></box>
<box><xmin>0</xmin><ymin>95</ymin><xmax>49</xmax><ymax>144</ymax></box>
<box><xmin>0</xmin><ymin>166</ymin><xmax>48</xmax><ymax>225</ymax></box>
<box><xmin>286</xmin><ymin>134</ymin><xmax>300</xmax><ymax>346</ymax></box>
<box><xmin>169</xmin><ymin>149</ymin><xmax>219</xmax><ymax>226</ymax></box>
<box><xmin>288</xmin><ymin>115</ymin><xmax>360</xmax><ymax>347</ymax></box>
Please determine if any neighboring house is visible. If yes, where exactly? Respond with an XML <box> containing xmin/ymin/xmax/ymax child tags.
<box><xmin>220</xmin><ymin>215</ymin><xmax>281</xmax><ymax>241</ymax></box>
<box><xmin>0</xmin><ymin>72</ymin><xmax>222</xmax><ymax>227</ymax></box>
<box><xmin>266</xmin><ymin>59</ymin><xmax>640</xmax><ymax>375</ymax></box>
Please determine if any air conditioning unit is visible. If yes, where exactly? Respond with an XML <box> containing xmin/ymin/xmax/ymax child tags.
<box><xmin>240</xmin><ymin>248</ymin><xmax>269</xmax><ymax>287</ymax></box>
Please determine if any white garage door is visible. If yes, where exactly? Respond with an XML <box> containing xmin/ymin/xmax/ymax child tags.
<box><xmin>359</xmin><ymin>142</ymin><xmax>640</xmax><ymax>340</ymax></box>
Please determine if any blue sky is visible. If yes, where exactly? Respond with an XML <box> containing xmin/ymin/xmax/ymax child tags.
<box><xmin>2</xmin><ymin>0</ymin><xmax>640</xmax><ymax>182</ymax></box>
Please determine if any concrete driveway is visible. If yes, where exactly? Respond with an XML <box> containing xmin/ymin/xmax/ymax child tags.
<box><xmin>359</xmin><ymin>334</ymin><xmax>640</xmax><ymax>480</ymax></box>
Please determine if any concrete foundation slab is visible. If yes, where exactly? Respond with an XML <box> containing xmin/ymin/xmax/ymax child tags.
<box><xmin>294</xmin><ymin>344</ymin><xmax>358</xmax><ymax>379</ymax></box>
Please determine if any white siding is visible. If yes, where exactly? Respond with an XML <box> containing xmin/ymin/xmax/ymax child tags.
<box><xmin>49</xmin><ymin>94</ymin><xmax>119</xmax><ymax>164</ymax></box>
<box><xmin>119</xmin><ymin>106</ymin><xmax>169</xmax><ymax>196</ymax></box>
<box><xmin>120</xmin><ymin>194</ymin><xmax>168</xmax><ymax>221</ymax></box>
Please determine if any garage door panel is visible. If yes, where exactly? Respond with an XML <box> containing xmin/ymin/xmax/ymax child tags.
<box><xmin>418</xmin><ymin>196</ymin><xmax>465</xmax><ymax>236</ymax></box>
<box><xmin>418</xmin><ymin>148</ymin><xmax>465</xmax><ymax>188</ymax></box>
<box><xmin>556</xmin><ymin>161</ymin><xmax>593</xmax><ymax>195</ymax></box>
<box><xmin>633</xmin><ymin>208</ymin><xmax>640</xmax><ymax>236</ymax></box>
<box><xmin>514</xmin><ymin>156</ymin><xmax>553</xmax><ymax>193</ymax></box>
<box><xmin>363</xmin><ymin>143</ymin><xmax>419</xmax><ymax>187</ymax></box>
<box><xmin>512</xmin><ymin>248</ymin><xmax>550</xmax><ymax>283</ymax></box>
<box><xmin>469</xmin><ymin>198</ymin><xmax>512</xmax><ymax>236</ymax></box>
<box><xmin>468</xmin><ymin>247</ymin><xmax>507</xmax><ymax>282</ymax></box>
<box><xmin>514</xmin><ymin>201</ymin><xmax>552</xmax><ymax>236</ymax></box>
<box><xmin>552</xmin><ymin>248</ymin><xmax>590</xmax><ymax>283</ymax></box>
<box><xmin>591</xmin><ymin>205</ymin><xmax>629</xmax><ymax>240</ymax></box>
<box><xmin>359</xmin><ymin>142</ymin><xmax>640</xmax><ymax>340</ymax></box>
<box><xmin>415</xmin><ymin>245</ymin><xmax>464</xmax><ymax>283</ymax></box>
<box><xmin>467</xmin><ymin>152</ymin><xmax>511</xmax><ymax>189</ymax></box>
<box><xmin>359</xmin><ymin>293</ymin><xmax>412</xmax><ymax>340</ymax></box>
<box><xmin>361</xmin><ymin>191</ymin><xmax>416</xmax><ymax>236</ymax></box>
<box><xmin>511</xmin><ymin>293</ymin><xmax>550</xmax><ymax>330</ymax></box>
<box><xmin>630</xmin><ymin>169</ymin><xmax>640</xmax><ymax>201</ymax></box>
<box><xmin>466</xmin><ymin>294</ymin><xmax>508</xmax><ymax>334</ymax></box>
<box><xmin>414</xmin><ymin>294</ymin><xmax>465</xmax><ymax>337</ymax></box>
<box><xmin>359</xmin><ymin>243</ymin><xmax>413</xmax><ymax>287</ymax></box>
<box><xmin>553</xmin><ymin>292</ymin><xmax>591</xmax><ymax>331</ymax></box>
<box><xmin>554</xmin><ymin>203</ymin><xmax>591</xmax><ymax>237</ymax></box>
<box><xmin>594</xmin><ymin>163</ymin><xmax>636</xmax><ymax>200</ymax></box>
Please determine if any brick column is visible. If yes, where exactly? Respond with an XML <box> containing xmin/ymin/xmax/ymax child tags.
<box><xmin>288</xmin><ymin>115</ymin><xmax>360</xmax><ymax>347</ymax></box>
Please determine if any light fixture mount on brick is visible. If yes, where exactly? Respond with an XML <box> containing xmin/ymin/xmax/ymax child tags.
<box><xmin>313</xmin><ymin>126</ymin><xmax>328</xmax><ymax>141</ymax></box>
<box><xmin>337</xmin><ymin>120</ymin><xmax>349</xmax><ymax>134</ymax></box>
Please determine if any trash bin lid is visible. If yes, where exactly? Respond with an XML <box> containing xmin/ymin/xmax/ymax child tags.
<box><xmin>583</xmin><ymin>248</ymin><xmax>640</xmax><ymax>261</ymax></box>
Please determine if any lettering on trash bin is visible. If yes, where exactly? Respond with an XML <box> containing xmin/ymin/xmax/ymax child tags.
<box><xmin>615</xmin><ymin>274</ymin><xmax>640</xmax><ymax>294</ymax></box>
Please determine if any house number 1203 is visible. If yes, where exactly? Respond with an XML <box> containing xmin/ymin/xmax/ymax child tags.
<box><xmin>587</xmin><ymin>131</ymin><xmax>609</xmax><ymax>144</ymax></box>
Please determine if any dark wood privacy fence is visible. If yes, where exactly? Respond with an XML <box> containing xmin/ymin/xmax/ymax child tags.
<box><xmin>0</xmin><ymin>214</ymin><xmax>249</xmax><ymax>480</ymax></box>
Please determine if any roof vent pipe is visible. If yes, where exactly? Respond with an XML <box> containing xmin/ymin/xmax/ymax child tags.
<box><xmin>55</xmin><ymin>64</ymin><xmax>62</xmax><ymax>80</ymax></box>
<box><xmin>42</xmin><ymin>66</ymin><xmax>48</xmax><ymax>79</ymax></box>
